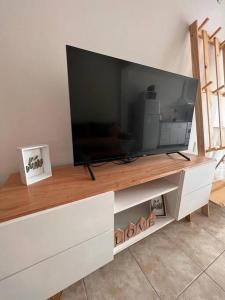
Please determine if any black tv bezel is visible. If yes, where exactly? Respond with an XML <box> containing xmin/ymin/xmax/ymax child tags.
<box><xmin>66</xmin><ymin>45</ymin><xmax>198</xmax><ymax>166</ymax></box>
<box><xmin>72</xmin><ymin>146</ymin><xmax>189</xmax><ymax>166</ymax></box>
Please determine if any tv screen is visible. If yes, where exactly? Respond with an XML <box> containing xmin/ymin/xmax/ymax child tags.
<box><xmin>66</xmin><ymin>45</ymin><xmax>198</xmax><ymax>165</ymax></box>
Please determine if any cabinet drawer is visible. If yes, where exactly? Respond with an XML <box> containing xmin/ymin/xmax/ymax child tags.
<box><xmin>178</xmin><ymin>185</ymin><xmax>211</xmax><ymax>220</ymax></box>
<box><xmin>0</xmin><ymin>230</ymin><xmax>113</xmax><ymax>300</ymax></box>
<box><xmin>0</xmin><ymin>191</ymin><xmax>114</xmax><ymax>281</ymax></box>
<box><xmin>182</xmin><ymin>161</ymin><xmax>215</xmax><ymax>196</ymax></box>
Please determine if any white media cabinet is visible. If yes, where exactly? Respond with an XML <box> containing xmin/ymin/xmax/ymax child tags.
<box><xmin>0</xmin><ymin>154</ymin><xmax>216</xmax><ymax>300</ymax></box>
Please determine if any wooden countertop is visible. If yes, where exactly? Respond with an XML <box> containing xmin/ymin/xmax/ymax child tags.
<box><xmin>0</xmin><ymin>153</ymin><xmax>212</xmax><ymax>223</ymax></box>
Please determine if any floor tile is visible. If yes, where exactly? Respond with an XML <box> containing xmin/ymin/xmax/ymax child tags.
<box><xmin>192</xmin><ymin>208</ymin><xmax>225</xmax><ymax>244</ymax></box>
<box><xmin>84</xmin><ymin>250</ymin><xmax>159</xmax><ymax>300</ymax></box>
<box><xmin>206</xmin><ymin>251</ymin><xmax>225</xmax><ymax>290</ymax></box>
<box><xmin>61</xmin><ymin>280</ymin><xmax>87</xmax><ymax>300</ymax></box>
<box><xmin>177</xmin><ymin>273</ymin><xmax>225</xmax><ymax>300</ymax></box>
<box><xmin>210</xmin><ymin>202</ymin><xmax>225</xmax><ymax>217</ymax></box>
<box><xmin>129</xmin><ymin>230</ymin><xmax>202</xmax><ymax>300</ymax></box>
<box><xmin>61</xmin><ymin>206</ymin><xmax>225</xmax><ymax>299</ymax></box>
<box><xmin>162</xmin><ymin>220</ymin><xmax>225</xmax><ymax>269</ymax></box>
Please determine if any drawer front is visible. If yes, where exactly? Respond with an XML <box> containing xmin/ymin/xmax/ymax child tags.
<box><xmin>178</xmin><ymin>185</ymin><xmax>211</xmax><ymax>220</ymax></box>
<box><xmin>0</xmin><ymin>192</ymin><xmax>114</xmax><ymax>281</ymax></box>
<box><xmin>182</xmin><ymin>161</ymin><xmax>215</xmax><ymax>196</ymax></box>
<box><xmin>0</xmin><ymin>230</ymin><xmax>113</xmax><ymax>300</ymax></box>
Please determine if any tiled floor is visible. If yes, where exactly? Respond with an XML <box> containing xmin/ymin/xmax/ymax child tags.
<box><xmin>61</xmin><ymin>203</ymin><xmax>225</xmax><ymax>300</ymax></box>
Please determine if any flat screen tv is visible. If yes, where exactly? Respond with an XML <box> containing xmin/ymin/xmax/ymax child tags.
<box><xmin>66</xmin><ymin>45</ymin><xmax>198</xmax><ymax>165</ymax></box>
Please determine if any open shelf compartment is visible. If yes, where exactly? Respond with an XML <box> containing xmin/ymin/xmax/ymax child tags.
<box><xmin>114</xmin><ymin>173</ymin><xmax>182</xmax><ymax>254</ymax></box>
<box><xmin>114</xmin><ymin>215</ymin><xmax>174</xmax><ymax>255</ymax></box>
<box><xmin>114</xmin><ymin>178</ymin><xmax>178</xmax><ymax>214</ymax></box>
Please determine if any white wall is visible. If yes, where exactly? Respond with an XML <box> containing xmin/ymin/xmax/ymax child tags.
<box><xmin>1</xmin><ymin>0</ymin><xmax>225</xmax><ymax>184</ymax></box>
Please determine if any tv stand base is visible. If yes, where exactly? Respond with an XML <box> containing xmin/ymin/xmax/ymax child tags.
<box><xmin>166</xmin><ymin>151</ymin><xmax>191</xmax><ymax>161</ymax></box>
<box><xmin>86</xmin><ymin>164</ymin><xmax>96</xmax><ymax>181</ymax></box>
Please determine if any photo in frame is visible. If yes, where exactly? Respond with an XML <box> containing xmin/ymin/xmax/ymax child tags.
<box><xmin>150</xmin><ymin>195</ymin><xmax>166</xmax><ymax>216</ymax></box>
<box><xmin>18</xmin><ymin>144</ymin><xmax>52</xmax><ymax>185</ymax></box>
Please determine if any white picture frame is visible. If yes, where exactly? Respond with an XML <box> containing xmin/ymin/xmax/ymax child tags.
<box><xmin>150</xmin><ymin>195</ymin><xmax>166</xmax><ymax>217</ymax></box>
<box><xmin>18</xmin><ymin>144</ymin><xmax>52</xmax><ymax>185</ymax></box>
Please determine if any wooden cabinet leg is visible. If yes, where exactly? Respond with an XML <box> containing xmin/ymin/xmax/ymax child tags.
<box><xmin>49</xmin><ymin>291</ymin><xmax>63</xmax><ymax>300</ymax></box>
<box><xmin>201</xmin><ymin>203</ymin><xmax>209</xmax><ymax>217</ymax></box>
<box><xmin>185</xmin><ymin>214</ymin><xmax>192</xmax><ymax>222</ymax></box>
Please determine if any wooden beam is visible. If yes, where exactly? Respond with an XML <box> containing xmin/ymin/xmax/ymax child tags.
<box><xmin>223</xmin><ymin>45</ymin><xmax>225</xmax><ymax>89</ymax></box>
<box><xmin>202</xmin><ymin>90</ymin><xmax>225</xmax><ymax>96</ymax></box>
<box><xmin>209</xmin><ymin>27</ymin><xmax>222</xmax><ymax>40</ymax></box>
<box><xmin>220</xmin><ymin>40</ymin><xmax>225</xmax><ymax>49</ymax></box>
<box><xmin>206</xmin><ymin>146</ymin><xmax>225</xmax><ymax>152</ymax></box>
<box><xmin>202</xmin><ymin>30</ymin><xmax>213</xmax><ymax>149</ymax></box>
<box><xmin>198</xmin><ymin>17</ymin><xmax>209</xmax><ymax>31</ymax></box>
<box><xmin>212</xmin><ymin>84</ymin><xmax>225</xmax><ymax>94</ymax></box>
<box><xmin>198</xmin><ymin>32</ymin><xmax>222</xmax><ymax>46</ymax></box>
<box><xmin>189</xmin><ymin>21</ymin><xmax>205</xmax><ymax>156</ymax></box>
<box><xmin>202</xmin><ymin>81</ymin><xmax>213</xmax><ymax>90</ymax></box>
<box><xmin>214</xmin><ymin>37</ymin><xmax>224</xmax><ymax>147</ymax></box>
